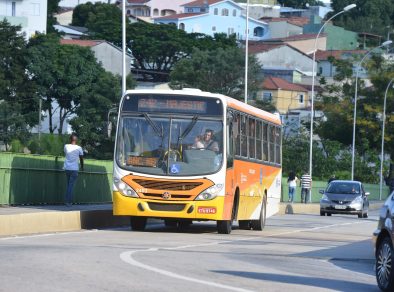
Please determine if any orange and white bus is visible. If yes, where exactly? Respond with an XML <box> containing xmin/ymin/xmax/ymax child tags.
<box><xmin>112</xmin><ymin>89</ymin><xmax>282</xmax><ymax>234</ymax></box>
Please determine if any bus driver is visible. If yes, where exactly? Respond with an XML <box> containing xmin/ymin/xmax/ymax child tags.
<box><xmin>203</xmin><ymin>129</ymin><xmax>219</xmax><ymax>152</ymax></box>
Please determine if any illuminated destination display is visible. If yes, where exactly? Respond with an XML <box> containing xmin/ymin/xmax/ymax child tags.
<box><xmin>138</xmin><ymin>98</ymin><xmax>207</xmax><ymax>113</ymax></box>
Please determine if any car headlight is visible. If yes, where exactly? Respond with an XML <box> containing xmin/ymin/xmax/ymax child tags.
<box><xmin>351</xmin><ymin>196</ymin><xmax>363</xmax><ymax>204</ymax></box>
<box><xmin>195</xmin><ymin>184</ymin><xmax>223</xmax><ymax>201</ymax></box>
<box><xmin>114</xmin><ymin>178</ymin><xmax>139</xmax><ymax>198</ymax></box>
<box><xmin>321</xmin><ymin>194</ymin><xmax>329</xmax><ymax>201</ymax></box>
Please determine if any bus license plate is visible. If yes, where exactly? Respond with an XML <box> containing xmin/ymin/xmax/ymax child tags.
<box><xmin>335</xmin><ymin>205</ymin><xmax>347</xmax><ymax>210</ymax></box>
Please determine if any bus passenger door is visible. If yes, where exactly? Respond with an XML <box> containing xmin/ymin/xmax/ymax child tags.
<box><xmin>223</xmin><ymin>111</ymin><xmax>236</xmax><ymax>220</ymax></box>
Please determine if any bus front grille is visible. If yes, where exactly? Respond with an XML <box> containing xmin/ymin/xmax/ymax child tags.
<box><xmin>134</xmin><ymin>179</ymin><xmax>203</xmax><ymax>191</ymax></box>
<box><xmin>148</xmin><ymin>202</ymin><xmax>186</xmax><ymax>212</ymax></box>
<box><xmin>142</xmin><ymin>193</ymin><xmax>193</xmax><ymax>200</ymax></box>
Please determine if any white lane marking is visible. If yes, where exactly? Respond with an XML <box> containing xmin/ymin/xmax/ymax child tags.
<box><xmin>0</xmin><ymin>229</ymin><xmax>98</xmax><ymax>241</ymax></box>
<box><xmin>120</xmin><ymin>220</ymin><xmax>365</xmax><ymax>291</ymax></box>
<box><xmin>120</xmin><ymin>250</ymin><xmax>253</xmax><ymax>292</ymax></box>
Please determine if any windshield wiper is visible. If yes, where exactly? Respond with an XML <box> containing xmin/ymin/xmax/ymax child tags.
<box><xmin>143</xmin><ymin>113</ymin><xmax>163</xmax><ymax>138</ymax></box>
<box><xmin>177</xmin><ymin>115</ymin><xmax>199</xmax><ymax>146</ymax></box>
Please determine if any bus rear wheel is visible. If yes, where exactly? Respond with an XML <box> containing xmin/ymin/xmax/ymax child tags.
<box><xmin>251</xmin><ymin>198</ymin><xmax>266</xmax><ymax>231</ymax></box>
<box><xmin>130</xmin><ymin>216</ymin><xmax>147</xmax><ymax>231</ymax></box>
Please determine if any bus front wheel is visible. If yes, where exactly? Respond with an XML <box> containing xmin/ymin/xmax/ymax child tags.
<box><xmin>217</xmin><ymin>220</ymin><xmax>232</xmax><ymax>234</ymax></box>
<box><xmin>251</xmin><ymin>198</ymin><xmax>266</xmax><ymax>231</ymax></box>
<box><xmin>130</xmin><ymin>216</ymin><xmax>147</xmax><ymax>231</ymax></box>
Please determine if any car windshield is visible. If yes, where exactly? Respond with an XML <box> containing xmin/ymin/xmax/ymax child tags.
<box><xmin>116</xmin><ymin>115</ymin><xmax>223</xmax><ymax>176</ymax></box>
<box><xmin>326</xmin><ymin>182</ymin><xmax>361</xmax><ymax>194</ymax></box>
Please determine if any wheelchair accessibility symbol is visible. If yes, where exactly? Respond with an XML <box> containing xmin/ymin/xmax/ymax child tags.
<box><xmin>170</xmin><ymin>164</ymin><xmax>180</xmax><ymax>174</ymax></box>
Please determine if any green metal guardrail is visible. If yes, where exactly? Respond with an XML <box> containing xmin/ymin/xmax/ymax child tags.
<box><xmin>0</xmin><ymin>153</ymin><xmax>113</xmax><ymax>205</ymax></box>
<box><xmin>0</xmin><ymin>153</ymin><xmax>389</xmax><ymax>205</ymax></box>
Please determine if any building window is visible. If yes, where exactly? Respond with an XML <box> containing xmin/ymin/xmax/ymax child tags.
<box><xmin>179</xmin><ymin>23</ymin><xmax>185</xmax><ymax>30</ymax></box>
<box><xmin>253</xmin><ymin>26</ymin><xmax>264</xmax><ymax>37</ymax></box>
<box><xmin>31</xmin><ymin>3</ymin><xmax>40</xmax><ymax>16</ymax></box>
<box><xmin>214</xmin><ymin>8</ymin><xmax>218</xmax><ymax>15</ymax></box>
<box><xmin>153</xmin><ymin>8</ymin><xmax>159</xmax><ymax>16</ymax></box>
<box><xmin>298</xmin><ymin>94</ymin><xmax>304</xmax><ymax>104</ymax></box>
<box><xmin>12</xmin><ymin>2</ymin><xmax>16</xmax><ymax>16</ymax></box>
<box><xmin>233</xmin><ymin>9</ymin><xmax>236</xmax><ymax>16</ymax></box>
<box><xmin>228</xmin><ymin>27</ymin><xmax>234</xmax><ymax>35</ymax></box>
<box><xmin>222</xmin><ymin>8</ymin><xmax>229</xmax><ymax>16</ymax></box>
<box><xmin>263</xmin><ymin>92</ymin><xmax>272</xmax><ymax>102</ymax></box>
<box><xmin>187</xmin><ymin>8</ymin><xmax>193</xmax><ymax>12</ymax></box>
<box><xmin>127</xmin><ymin>9</ymin><xmax>130</xmax><ymax>15</ymax></box>
<box><xmin>200</xmin><ymin>8</ymin><xmax>206</xmax><ymax>12</ymax></box>
<box><xmin>212</xmin><ymin>26</ymin><xmax>216</xmax><ymax>31</ymax></box>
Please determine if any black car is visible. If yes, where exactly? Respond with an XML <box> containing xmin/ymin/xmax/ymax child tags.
<box><xmin>319</xmin><ymin>180</ymin><xmax>369</xmax><ymax>218</ymax></box>
<box><xmin>374</xmin><ymin>191</ymin><xmax>394</xmax><ymax>291</ymax></box>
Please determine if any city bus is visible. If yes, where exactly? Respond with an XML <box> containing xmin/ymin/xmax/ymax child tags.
<box><xmin>112</xmin><ymin>89</ymin><xmax>282</xmax><ymax>234</ymax></box>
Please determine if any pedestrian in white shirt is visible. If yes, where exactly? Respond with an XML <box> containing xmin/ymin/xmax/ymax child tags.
<box><xmin>64</xmin><ymin>133</ymin><xmax>84</xmax><ymax>206</ymax></box>
<box><xmin>287</xmin><ymin>171</ymin><xmax>298</xmax><ymax>203</ymax></box>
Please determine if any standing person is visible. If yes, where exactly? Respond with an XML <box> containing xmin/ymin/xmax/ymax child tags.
<box><xmin>287</xmin><ymin>171</ymin><xmax>298</xmax><ymax>203</ymax></box>
<box><xmin>301</xmin><ymin>173</ymin><xmax>312</xmax><ymax>204</ymax></box>
<box><xmin>328</xmin><ymin>174</ymin><xmax>336</xmax><ymax>184</ymax></box>
<box><xmin>64</xmin><ymin>133</ymin><xmax>84</xmax><ymax>206</ymax></box>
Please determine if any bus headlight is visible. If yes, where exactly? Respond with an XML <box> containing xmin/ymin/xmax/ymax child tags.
<box><xmin>114</xmin><ymin>178</ymin><xmax>139</xmax><ymax>198</ymax></box>
<box><xmin>195</xmin><ymin>184</ymin><xmax>223</xmax><ymax>201</ymax></box>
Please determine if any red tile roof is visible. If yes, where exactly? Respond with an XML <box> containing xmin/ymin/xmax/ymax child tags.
<box><xmin>261</xmin><ymin>16</ymin><xmax>310</xmax><ymax>27</ymax></box>
<box><xmin>313</xmin><ymin>49</ymin><xmax>367</xmax><ymax>61</ymax></box>
<box><xmin>182</xmin><ymin>0</ymin><xmax>222</xmax><ymax>6</ymax></box>
<box><xmin>127</xmin><ymin>0</ymin><xmax>150</xmax><ymax>3</ymax></box>
<box><xmin>60</xmin><ymin>39</ymin><xmax>103</xmax><ymax>47</ymax></box>
<box><xmin>248</xmin><ymin>42</ymin><xmax>285</xmax><ymax>54</ymax></box>
<box><xmin>267</xmin><ymin>33</ymin><xmax>326</xmax><ymax>42</ymax></box>
<box><xmin>262</xmin><ymin>76</ymin><xmax>308</xmax><ymax>92</ymax></box>
<box><xmin>155</xmin><ymin>12</ymin><xmax>204</xmax><ymax>20</ymax></box>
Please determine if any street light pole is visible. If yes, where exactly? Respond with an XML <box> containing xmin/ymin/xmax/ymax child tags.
<box><xmin>122</xmin><ymin>0</ymin><xmax>127</xmax><ymax>94</ymax></box>
<box><xmin>244</xmin><ymin>0</ymin><xmax>249</xmax><ymax>104</ymax></box>
<box><xmin>309</xmin><ymin>4</ymin><xmax>356</xmax><ymax>182</ymax></box>
<box><xmin>379</xmin><ymin>78</ymin><xmax>394</xmax><ymax>200</ymax></box>
<box><xmin>351</xmin><ymin>40</ymin><xmax>392</xmax><ymax>180</ymax></box>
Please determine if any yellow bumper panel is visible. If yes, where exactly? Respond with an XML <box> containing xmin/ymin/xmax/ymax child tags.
<box><xmin>113</xmin><ymin>191</ymin><xmax>225</xmax><ymax>221</ymax></box>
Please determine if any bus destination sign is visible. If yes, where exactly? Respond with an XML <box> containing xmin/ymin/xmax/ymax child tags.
<box><xmin>138</xmin><ymin>98</ymin><xmax>207</xmax><ymax>114</ymax></box>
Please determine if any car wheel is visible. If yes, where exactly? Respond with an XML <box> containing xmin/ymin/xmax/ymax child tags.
<box><xmin>326</xmin><ymin>213</ymin><xmax>332</xmax><ymax>216</ymax></box>
<box><xmin>320</xmin><ymin>210</ymin><xmax>325</xmax><ymax>216</ymax></box>
<box><xmin>376</xmin><ymin>237</ymin><xmax>394</xmax><ymax>291</ymax></box>
<box><xmin>130</xmin><ymin>216</ymin><xmax>147</xmax><ymax>231</ymax></box>
<box><xmin>358</xmin><ymin>213</ymin><xmax>363</xmax><ymax>218</ymax></box>
<box><xmin>239</xmin><ymin>220</ymin><xmax>251</xmax><ymax>230</ymax></box>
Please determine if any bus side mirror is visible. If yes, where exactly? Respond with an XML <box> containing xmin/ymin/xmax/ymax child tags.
<box><xmin>107</xmin><ymin>121</ymin><xmax>112</xmax><ymax>139</ymax></box>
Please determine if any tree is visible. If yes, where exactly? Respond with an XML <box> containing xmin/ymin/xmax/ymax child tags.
<box><xmin>277</xmin><ymin>0</ymin><xmax>324</xmax><ymax>8</ymax></box>
<box><xmin>27</xmin><ymin>34</ymin><xmax>108</xmax><ymax>135</ymax></box>
<box><xmin>0</xmin><ymin>20</ymin><xmax>38</xmax><ymax>150</ymax></box>
<box><xmin>331</xmin><ymin>0</ymin><xmax>394</xmax><ymax>36</ymax></box>
<box><xmin>47</xmin><ymin>0</ymin><xmax>61</xmax><ymax>33</ymax></box>
<box><xmin>169</xmin><ymin>48</ymin><xmax>261</xmax><ymax>100</ymax></box>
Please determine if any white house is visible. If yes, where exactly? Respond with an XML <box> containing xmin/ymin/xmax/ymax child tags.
<box><xmin>154</xmin><ymin>0</ymin><xmax>270</xmax><ymax>40</ymax></box>
<box><xmin>0</xmin><ymin>0</ymin><xmax>47</xmax><ymax>38</ymax></box>
<box><xmin>126</xmin><ymin>0</ymin><xmax>191</xmax><ymax>18</ymax></box>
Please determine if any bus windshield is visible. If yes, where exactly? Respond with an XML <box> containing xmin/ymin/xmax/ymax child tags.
<box><xmin>116</xmin><ymin>115</ymin><xmax>223</xmax><ymax>176</ymax></box>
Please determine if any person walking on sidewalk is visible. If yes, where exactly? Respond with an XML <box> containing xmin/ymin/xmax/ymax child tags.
<box><xmin>287</xmin><ymin>171</ymin><xmax>298</xmax><ymax>203</ymax></box>
<box><xmin>64</xmin><ymin>133</ymin><xmax>84</xmax><ymax>206</ymax></box>
<box><xmin>301</xmin><ymin>173</ymin><xmax>312</xmax><ymax>203</ymax></box>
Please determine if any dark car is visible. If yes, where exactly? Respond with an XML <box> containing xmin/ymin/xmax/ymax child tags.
<box><xmin>374</xmin><ymin>191</ymin><xmax>394</xmax><ymax>291</ymax></box>
<box><xmin>319</xmin><ymin>180</ymin><xmax>369</xmax><ymax>218</ymax></box>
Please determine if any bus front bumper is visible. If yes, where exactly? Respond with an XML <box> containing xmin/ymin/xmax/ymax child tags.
<box><xmin>113</xmin><ymin>191</ymin><xmax>225</xmax><ymax>221</ymax></box>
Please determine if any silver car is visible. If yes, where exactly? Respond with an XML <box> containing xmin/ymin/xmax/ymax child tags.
<box><xmin>320</xmin><ymin>180</ymin><xmax>369</xmax><ymax>218</ymax></box>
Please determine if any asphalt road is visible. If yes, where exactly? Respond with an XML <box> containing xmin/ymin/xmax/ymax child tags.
<box><xmin>0</xmin><ymin>211</ymin><xmax>380</xmax><ymax>292</ymax></box>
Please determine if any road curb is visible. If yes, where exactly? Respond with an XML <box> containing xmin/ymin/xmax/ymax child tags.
<box><xmin>0</xmin><ymin>209</ymin><xmax>129</xmax><ymax>237</ymax></box>
<box><xmin>278</xmin><ymin>201</ymin><xmax>384</xmax><ymax>215</ymax></box>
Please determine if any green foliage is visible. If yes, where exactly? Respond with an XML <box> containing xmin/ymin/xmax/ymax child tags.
<box><xmin>331</xmin><ymin>0</ymin><xmax>394</xmax><ymax>36</ymax></box>
<box><xmin>0</xmin><ymin>20</ymin><xmax>38</xmax><ymax>150</ymax></box>
<box><xmin>10</xmin><ymin>140</ymin><xmax>24</xmax><ymax>153</ymax></box>
<box><xmin>47</xmin><ymin>0</ymin><xmax>60</xmax><ymax>33</ymax></box>
<box><xmin>169</xmin><ymin>48</ymin><xmax>261</xmax><ymax>100</ymax></box>
<box><xmin>254</xmin><ymin>99</ymin><xmax>277</xmax><ymax>113</ymax></box>
<box><xmin>277</xmin><ymin>0</ymin><xmax>324</xmax><ymax>8</ymax></box>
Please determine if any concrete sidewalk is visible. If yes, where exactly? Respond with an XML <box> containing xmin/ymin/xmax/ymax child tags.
<box><xmin>0</xmin><ymin>201</ymin><xmax>385</xmax><ymax>237</ymax></box>
<box><xmin>0</xmin><ymin>204</ymin><xmax>128</xmax><ymax>237</ymax></box>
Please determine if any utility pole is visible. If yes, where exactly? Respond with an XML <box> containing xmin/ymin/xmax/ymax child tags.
<box><xmin>38</xmin><ymin>98</ymin><xmax>42</xmax><ymax>154</ymax></box>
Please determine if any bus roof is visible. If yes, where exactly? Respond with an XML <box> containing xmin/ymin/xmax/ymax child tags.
<box><xmin>123</xmin><ymin>89</ymin><xmax>281</xmax><ymax>125</ymax></box>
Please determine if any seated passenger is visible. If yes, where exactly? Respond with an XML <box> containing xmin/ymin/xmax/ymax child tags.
<box><xmin>203</xmin><ymin>129</ymin><xmax>219</xmax><ymax>152</ymax></box>
<box><xmin>191</xmin><ymin>135</ymin><xmax>204</xmax><ymax>149</ymax></box>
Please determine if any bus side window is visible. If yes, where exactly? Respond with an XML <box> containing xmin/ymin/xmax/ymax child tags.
<box><xmin>275</xmin><ymin>126</ymin><xmax>281</xmax><ymax>165</ymax></box>
<box><xmin>248</xmin><ymin>118</ymin><xmax>256</xmax><ymax>159</ymax></box>
<box><xmin>256</xmin><ymin>120</ymin><xmax>262</xmax><ymax>161</ymax></box>
<box><xmin>227</xmin><ymin>110</ymin><xmax>234</xmax><ymax>168</ymax></box>
<box><xmin>241</xmin><ymin>114</ymin><xmax>247</xmax><ymax>157</ymax></box>
<box><xmin>262</xmin><ymin>122</ymin><xmax>268</xmax><ymax>162</ymax></box>
<box><xmin>269</xmin><ymin>125</ymin><xmax>275</xmax><ymax>163</ymax></box>
<box><xmin>233</xmin><ymin>112</ymin><xmax>240</xmax><ymax>156</ymax></box>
